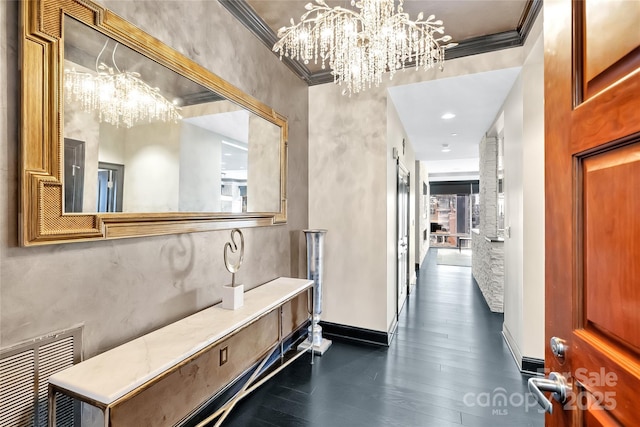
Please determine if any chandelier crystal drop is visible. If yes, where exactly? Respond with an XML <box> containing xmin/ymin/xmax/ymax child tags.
<box><xmin>273</xmin><ymin>0</ymin><xmax>457</xmax><ymax>95</ymax></box>
<box><xmin>64</xmin><ymin>42</ymin><xmax>181</xmax><ymax>129</ymax></box>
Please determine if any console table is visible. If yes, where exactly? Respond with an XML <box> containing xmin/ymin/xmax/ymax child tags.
<box><xmin>48</xmin><ymin>277</ymin><xmax>313</xmax><ymax>427</ymax></box>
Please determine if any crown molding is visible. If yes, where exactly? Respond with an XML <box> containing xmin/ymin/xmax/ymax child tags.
<box><xmin>219</xmin><ymin>0</ymin><xmax>318</xmax><ymax>83</ymax></box>
<box><xmin>518</xmin><ymin>0</ymin><xmax>543</xmax><ymax>43</ymax></box>
<box><xmin>220</xmin><ymin>0</ymin><xmax>543</xmax><ymax>86</ymax></box>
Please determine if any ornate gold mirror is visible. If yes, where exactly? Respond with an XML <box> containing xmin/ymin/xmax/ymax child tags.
<box><xmin>20</xmin><ymin>0</ymin><xmax>287</xmax><ymax>246</ymax></box>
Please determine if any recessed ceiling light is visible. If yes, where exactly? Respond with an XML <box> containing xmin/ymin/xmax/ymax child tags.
<box><xmin>221</xmin><ymin>140</ymin><xmax>248</xmax><ymax>151</ymax></box>
<box><xmin>224</xmin><ymin>153</ymin><xmax>232</xmax><ymax>156</ymax></box>
<box><xmin>441</xmin><ymin>144</ymin><xmax>451</xmax><ymax>153</ymax></box>
<box><xmin>441</xmin><ymin>113</ymin><xmax>456</xmax><ymax>120</ymax></box>
<box><xmin>451</xmin><ymin>133</ymin><xmax>458</xmax><ymax>136</ymax></box>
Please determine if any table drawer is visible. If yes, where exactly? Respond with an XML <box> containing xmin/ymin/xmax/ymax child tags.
<box><xmin>109</xmin><ymin>309</ymin><xmax>279</xmax><ymax>427</ymax></box>
<box><xmin>281</xmin><ymin>292</ymin><xmax>309</xmax><ymax>338</ymax></box>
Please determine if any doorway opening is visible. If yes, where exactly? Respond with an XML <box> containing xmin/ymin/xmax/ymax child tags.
<box><xmin>429</xmin><ymin>181</ymin><xmax>479</xmax><ymax>252</ymax></box>
<box><xmin>63</xmin><ymin>138</ymin><xmax>85</xmax><ymax>213</ymax></box>
<box><xmin>97</xmin><ymin>162</ymin><xmax>124</xmax><ymax>212</ymax></box>
<box><xmin>396</xmin><ymin>162</ymin><xmax>410</xmax><ymax>318</ymax></box>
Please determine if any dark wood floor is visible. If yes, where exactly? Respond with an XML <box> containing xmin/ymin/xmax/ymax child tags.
<box><xmin>219</xmin><ymin>249</ymin><xmax>545</xmax><ymax>426</ymax></box>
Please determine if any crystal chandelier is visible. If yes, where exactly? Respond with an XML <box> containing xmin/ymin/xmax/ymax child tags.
<box><xmin>273</xmin><ymin>0</ymin><xmax>457</xmax><ymax>95</ymax></box>
<box><xmin>64</xmin><ymin>41</ymin><xmax>181</xmax><ymax>129</ymax></box>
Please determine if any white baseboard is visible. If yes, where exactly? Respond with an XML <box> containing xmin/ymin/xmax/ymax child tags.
<box><xmin>502</xmin><ymin>324</ymin><xmax>523</xmax><ymax>370</ymax></box>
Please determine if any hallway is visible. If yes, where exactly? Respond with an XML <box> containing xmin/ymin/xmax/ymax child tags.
<box><xmin>219</xmin><ymin>250</ymin><xmax>545</xmax><ymax>426</ymax></box>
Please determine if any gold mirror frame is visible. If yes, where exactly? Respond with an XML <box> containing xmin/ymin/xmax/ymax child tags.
<box><xmin>20</xmin><ymin>0</ymin><xmax>288</xmax><ymax>246</ymax></box>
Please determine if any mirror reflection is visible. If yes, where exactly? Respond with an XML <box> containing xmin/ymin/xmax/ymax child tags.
<box><xmin>62</xmin><ymin>17</ymin><xmax>281</xmax><ymax>214</ymax></box>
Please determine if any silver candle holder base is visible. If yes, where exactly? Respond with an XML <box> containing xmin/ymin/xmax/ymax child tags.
<box><xmin>297</xmin><ymin>317</ymin><xmax>332</xmax><ymax>356</ymax></box>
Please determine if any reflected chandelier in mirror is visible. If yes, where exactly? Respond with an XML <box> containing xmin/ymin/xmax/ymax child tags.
<box><xmin>64</xmin><ymin>38</ymin><xmax>183</xmax><ymax>129</ymax></box>
<box><xmin>20</xmin><ymin>0</ymin><xmax>288</xmax><ymax>246</ymax></box>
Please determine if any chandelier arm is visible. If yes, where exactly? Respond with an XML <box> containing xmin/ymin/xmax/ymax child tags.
<box><xmin>96</xmin><ymin>39</ymin><xmax>109</xmax><ymax>73</ymax></box>
<box><xmin>385</xmin><ymin>13</ymin><xmax>441</xmax><ymax>33</ymax></box>
<box><xmin>300</xmin><ymin>5</ymin><xmax>361</xmax><ymax>23</ymax></box>
<box><xmin>275</xmin><ymin>5</ymin><xmax>361</xmax><ymax>38</ymax></box>
<box><xmin>111</xmin><ymin>43</ymin><xmax>121</xmax><ymax>73</ymax></box>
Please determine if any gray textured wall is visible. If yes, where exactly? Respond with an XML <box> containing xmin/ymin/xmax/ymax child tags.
<box><xmin>0</xmin><ymin>0</ymin><xmax>308</xmax><ymax>358</ymax></box>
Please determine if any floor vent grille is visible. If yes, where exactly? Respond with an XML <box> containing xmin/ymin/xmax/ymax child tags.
<box><xmin>0</xmin><ymin>327</ymin><xmax>82</xmax><ymax>427</ymax></box>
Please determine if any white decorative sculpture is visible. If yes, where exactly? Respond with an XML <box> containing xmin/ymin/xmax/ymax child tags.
<box><xmin>222</xmin><ymin>228</ymin><xmax>245</xmax><ymax>310</ymax></box>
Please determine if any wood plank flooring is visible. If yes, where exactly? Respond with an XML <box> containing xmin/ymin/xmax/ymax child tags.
<box><xmin>218</xmin><ymin>249</ymin><xmax>545</xmax><ymax>426</ymax></box>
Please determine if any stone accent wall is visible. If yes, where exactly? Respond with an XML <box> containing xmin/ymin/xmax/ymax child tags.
<box><xmin>415</xmin><ymin>161</ymin><xmax>429</xmax><ymax>268</ymax></box>
<box><xmin>479</xmin><ymin>136</ymin><xmax>498</xmax><ymax>236</ymax></box>
<box><xmin>472</xmin><ymin>135</ymin><xmax>505</xmax><ymax>312</ymax></box>
<box><xmin>472</xmin><ymin>232</ymin><xmax>504</xmax><ymax>312</ymax></box>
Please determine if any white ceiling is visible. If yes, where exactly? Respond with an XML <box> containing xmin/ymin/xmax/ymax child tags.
<box><xmin>387</xmin><ymin>67</ymin><xmax>521</xmax><ymax>175</ymax></box>
<box><xmin>183</xmin><ymin>110</ymin><xmax>250</xmax><ymax>143</ymax></box>
<box><xmin>183</xmin><ymin>111</ymin><xmax>249</xmax><ymax>174</ymax></box>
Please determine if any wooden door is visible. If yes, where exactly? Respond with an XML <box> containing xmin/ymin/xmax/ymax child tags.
<box><xmin>544</xmin><ymin>0</ymin><xmax>640</xmax><ymax>425</ymax></box>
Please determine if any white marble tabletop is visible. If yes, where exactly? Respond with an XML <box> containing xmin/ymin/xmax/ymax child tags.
<box><xmin>48</xmin><ymin>277</ymin><xmax>312</xmax><ymax>405</ymax></box>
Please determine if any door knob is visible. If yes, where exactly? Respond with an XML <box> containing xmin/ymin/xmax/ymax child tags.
<box><xmin>550</xmin><ymin>336</ymin><xmax>567</xmax><ymax>359</ymax></box>
<box><xmin>528</xmin><ymin>372</ymin><xmax>568</xmax><ymax>414</ymax></box>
